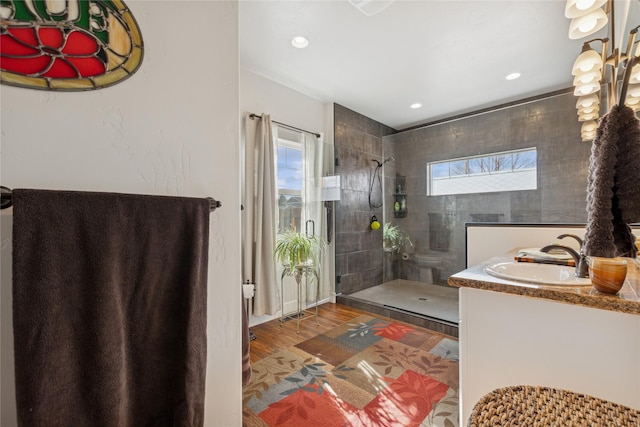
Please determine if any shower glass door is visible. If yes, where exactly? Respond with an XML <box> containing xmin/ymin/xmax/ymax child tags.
<box><xmin>381</xmin><ymin>135</ymin><xmax>407</xmax><ymax>283</ymax></box>
<box><xmin>275</xmin><ymin>128</ymin><xmax>335</xmax><ymax>315</ymax></box>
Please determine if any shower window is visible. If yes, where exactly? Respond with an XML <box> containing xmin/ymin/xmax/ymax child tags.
<box><xmin>427</xmin><ymin>148</ymin><xmax>537</xmax><ymax>196</ymax></box>
<box><xmin>276</xmin><ymin>139</ymin><xmax>303</xmax><ymax>232</ymax></box>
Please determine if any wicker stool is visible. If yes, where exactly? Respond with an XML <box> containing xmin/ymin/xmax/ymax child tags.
<box><xmin>468</xmin><ymin>385</ymin><xmax>640</xmax><ymax>426</ymax></box>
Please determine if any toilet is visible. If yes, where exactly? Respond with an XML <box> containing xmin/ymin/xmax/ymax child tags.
<box><xmin>412</xmin><ymin>253</ymin><xmax>441</xmax><ymax>284</ymax></box>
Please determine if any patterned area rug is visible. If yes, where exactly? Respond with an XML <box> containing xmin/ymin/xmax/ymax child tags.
<box><xmin>242</xmin><ymin>314</ymin><xmax>459</xmax><ymax>427</ymax></box>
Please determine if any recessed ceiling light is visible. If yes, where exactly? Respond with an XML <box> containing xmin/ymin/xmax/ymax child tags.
<box><xmin>291</xmin><ymin>36</ymin><xmax>309</xmax><ymax>49</ymax></box>
<box><xmin>506</xmin><ymin>72</ymin><xmax>521</xmax><ymax>80</ymax></box>
<box><xmin>410</xmin><ymin>103</ymin><xmax>422</xmax><ymax>109</ymax></box>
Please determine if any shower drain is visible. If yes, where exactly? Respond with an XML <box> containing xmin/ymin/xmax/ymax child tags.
<box><xmin>418</xmin><ymin>297</ymin><xmax>429</xmax><ymax>301</ymax></box>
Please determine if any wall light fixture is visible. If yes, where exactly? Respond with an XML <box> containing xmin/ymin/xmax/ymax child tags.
<box><xmin>563</xmin><ymin>0</ymin><xmax>639</xmax><ymax>141</ymax></box>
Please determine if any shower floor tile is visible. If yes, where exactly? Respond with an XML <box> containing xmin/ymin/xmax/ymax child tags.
<box><xmin>348</xmin><ymin>279</ymin><xmax>459</xmax><ymax>324</ymax></box>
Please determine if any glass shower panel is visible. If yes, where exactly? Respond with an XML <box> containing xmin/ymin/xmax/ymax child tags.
<box><xmin>381</xmin><ymin>134</ymin><xmax>408</xmax><ymax>283</ymax></box>
<box><xmin>276</xmin><ymin>127</ymin><xmax>336</xmax><ymax>314</ymax></box>
<box><xmin>303</xmin><ymin>136</ymin><xmax>336</xmax><ymax>303</ymax></box>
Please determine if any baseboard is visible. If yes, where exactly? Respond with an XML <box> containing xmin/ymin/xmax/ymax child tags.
<box><xmin>337</xmin><ymin>295</ymin><xmax>459</xmax><ymax>338</ymax></box>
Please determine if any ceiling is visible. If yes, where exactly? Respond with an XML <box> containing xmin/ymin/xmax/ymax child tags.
<box><xmin>239</xmin><ymin>1</ymin><xmax>639</xmax><ymax>130</ymax></box>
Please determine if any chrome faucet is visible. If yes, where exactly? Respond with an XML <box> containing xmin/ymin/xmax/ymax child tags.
<box><xmin>539</xmin><ymin>244</ymin><xmax>589</xmax><ymax>278</ymax></box>
<box><xmin>557</xmin><ymin>233</ymin><xmax>583</xmax><ymax>249</ymax></box>
<box><xmin>558</xmin><ymin>234</ymin><xmax>588</xmax><ymax>278</ymax></box>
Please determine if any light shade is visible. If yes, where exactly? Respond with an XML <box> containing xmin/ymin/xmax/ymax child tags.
<box><xmin>568</xmin><ymin>8</ymin><xmax>608</xmax><ymax>39</ymax></box>
<box><xmin>572</xmin><ymin>69</ymin><xmax>601</xmax><ymax>85</ymax></box>
<box><xmin>571</xmin><ymin>49</ymin><xmax>603</xmax><ymax>75</ymax></box>
<box><xmin>564</xmin><ymin>0</ymin><xmax>606</xmax><ymax>18</ymax></box>
<box><xmin>578</xmin><ymin>112</ymin><xmax>599</xmax><ymax>121</ymax></box>
<box><xmin>573</xmin><ymin>81</ymin><xmax>600</xmax><ymax>96</ymax></box>
<box><xmin>630</xmin><ymin>64</ymin><xmax>640</xmax><ymax>84</ymax></box>
<box><xmin>626</xmin><ymin>98</ymin><xmax>640</xmax><ymax>106</ymax></box>
<box><xmin>581</xmin><ymin>121</ymin><xmax>598</xmax><ymax>133</ymax></box>
<box><xmin>577</xmin><ymin>105</ymin><xmax>598</xmax><ymax>115</ymax></box>
<box><xmin>626</xmin><ymin>83</ymin><xmax>640</xmax><ymax>98</ymax></box>
<box><xmin>576</xmin><ymin>93</ymin><xmax>599</xmax><ymax>108</ymax></box>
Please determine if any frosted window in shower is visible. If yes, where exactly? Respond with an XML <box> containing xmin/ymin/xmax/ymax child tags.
<box><xmin>427</xmin><ymin>148</ymin><xmax>537</xmax><ymax>196</ymax></box>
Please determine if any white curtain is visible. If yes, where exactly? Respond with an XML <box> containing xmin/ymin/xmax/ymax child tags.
<box><xmin>243</xmin><ymin>113</ymin><xmax>279</xmax><ymax>316</ymax></box>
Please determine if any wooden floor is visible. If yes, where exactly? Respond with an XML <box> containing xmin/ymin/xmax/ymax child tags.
<box><xmin>248</xmin><ymin>303</ymin><xmax>370</xmax><ymax>363</ymax></box>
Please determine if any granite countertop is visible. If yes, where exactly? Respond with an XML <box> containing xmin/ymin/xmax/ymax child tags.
<box><xmin>448</xmin><ymin>251</ymin><xmax>640</xmax><ymax>315</ymax></box>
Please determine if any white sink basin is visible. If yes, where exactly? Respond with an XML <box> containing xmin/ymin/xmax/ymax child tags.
<box><xmin>485</xmin><ymin>262</ymin><xmax>591</xmax><ymax>286</ymax></box>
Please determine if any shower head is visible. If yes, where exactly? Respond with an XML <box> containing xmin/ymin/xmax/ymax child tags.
<box><xmin>372</xmin><ymin>157</ymin><xmax>395</xmax><ymax>167</ymax></box>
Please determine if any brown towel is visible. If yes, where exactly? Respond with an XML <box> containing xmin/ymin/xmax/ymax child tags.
<box><xmin>584</xmin><ymin>105</ymin><xmax>640</xmax><ymax>258</ymax></box>
<box><xmin>12</xmin><ymin>189</ymin><xmax>210</xmax><ymax>427</ymax></box>
<box><xmin>615</xmin><ymin>106</ymin><xmax>640</xmax><ymax>224</ymax></box>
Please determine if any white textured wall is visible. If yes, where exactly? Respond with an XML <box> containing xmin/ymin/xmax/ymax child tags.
<box><xmin>240</xmin><ymin>69</ymin><xmax>327</xmax><ymax>134</ymax></box>
<box><xmin>0</xmin><ymin>1</ymin><xmax>241</xmax><ymax>425</ymax></box>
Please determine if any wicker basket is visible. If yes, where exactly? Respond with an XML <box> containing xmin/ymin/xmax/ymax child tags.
<box><xmin>468</xmin><ymin>385</ymin><xmax>640</xmax><ymax>426</ymax></box>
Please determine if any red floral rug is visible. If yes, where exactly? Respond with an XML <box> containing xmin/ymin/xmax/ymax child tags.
<box><xmin>242</xmin><ymin>315</ymin><xmax>459</xmax><ymax>427</ymax></box>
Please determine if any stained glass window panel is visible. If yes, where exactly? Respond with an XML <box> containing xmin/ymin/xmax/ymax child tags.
<box><xmin>0</xmin><ymin>0</ymin><xmax>144</xmax><ymax>91</ymax></box>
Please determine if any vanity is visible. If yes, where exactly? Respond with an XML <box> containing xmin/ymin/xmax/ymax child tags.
<box><xmin>449</xmin><ymin>252</ymin><xmax>640</xmax><ymax>423</ymax></box>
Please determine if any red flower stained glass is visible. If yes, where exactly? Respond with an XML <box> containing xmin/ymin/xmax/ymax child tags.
<box><xmin>1</xmin><ymin>27</ymin><xmax>106</xmax><ymax>78</ymax></box>
<box><xmin>0</xmin><ymin>0</ymin><xmax>143</xmax><ymax>91</ymax></box>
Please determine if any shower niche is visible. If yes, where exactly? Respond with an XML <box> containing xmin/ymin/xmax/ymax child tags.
<box><xmin>393</xmin><ymin>174</ymin><xmax>407</xmax><ymax>218</ymax></box>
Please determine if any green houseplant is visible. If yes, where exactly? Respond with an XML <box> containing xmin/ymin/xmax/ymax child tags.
<box><xmin>274</xmin><ymin>230</ymin><xmax>327</xmax><ymax>270</ymax></box>
<box><xmin>383</xmin><ymin>222</ymin><xmax>413</xmax><ymax>253</ymax></box>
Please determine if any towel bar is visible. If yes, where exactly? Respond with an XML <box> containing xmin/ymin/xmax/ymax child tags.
<box><xmin>0</xmin><ymin>186</ymin><xmax>221</xmax><ymax>212</ymax></box>
<box><xmin>0</xmin><ymin>186</ymin><xmax>11</xmax><ymax>209</ymax></box>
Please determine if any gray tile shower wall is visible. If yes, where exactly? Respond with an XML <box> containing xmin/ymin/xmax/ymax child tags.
<box><xmin>334</xmin><ymin>104</ymin><xmax>397</xmax><ymax>295</ymax></box>
<box><xmin>383</xmin><ymin>92</ymin><xmax>591</xmax><ymax>283</ymax></box>
<box><xmin>335</xmin><ymin>92</ymin><xmax>592</xmax><ymax>293</ymax></box>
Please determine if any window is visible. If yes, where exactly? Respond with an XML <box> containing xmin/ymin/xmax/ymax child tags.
<box><xmin>276</xmin><ymin>139</ymin><xmax>303</xmax><ymax>232</ymax></box>
<box><xmin>427</xmin><ymin>148</ymin><xmax>537</xmax><ymax>196</ymax></box>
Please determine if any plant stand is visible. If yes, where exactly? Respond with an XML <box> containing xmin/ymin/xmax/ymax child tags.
<box><xmin>280</xmin><ymin>264</ymin><xmax>320</xmax><ymax>333</ymax></box>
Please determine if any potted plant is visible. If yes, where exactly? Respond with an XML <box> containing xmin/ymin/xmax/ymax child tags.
<box><xmin>274</xmin><ymin>229</ymin><xmax>327</xmax><ymax>270</ymax></box>
<box><xmin>383</xmin><ymin>222</ymin><xmax>413</xmax><ymax>253</ymax></box>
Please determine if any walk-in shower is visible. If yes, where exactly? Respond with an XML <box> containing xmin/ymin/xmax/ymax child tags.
<box><xmin>339</xmin><ymin>133</ymin><xmax>459</xmax><ymax>336</ymax></box>
<box><xmin>334</xmin><ymin>92</ymin><xmax>596</xmax><ymax>337</ymax></box>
